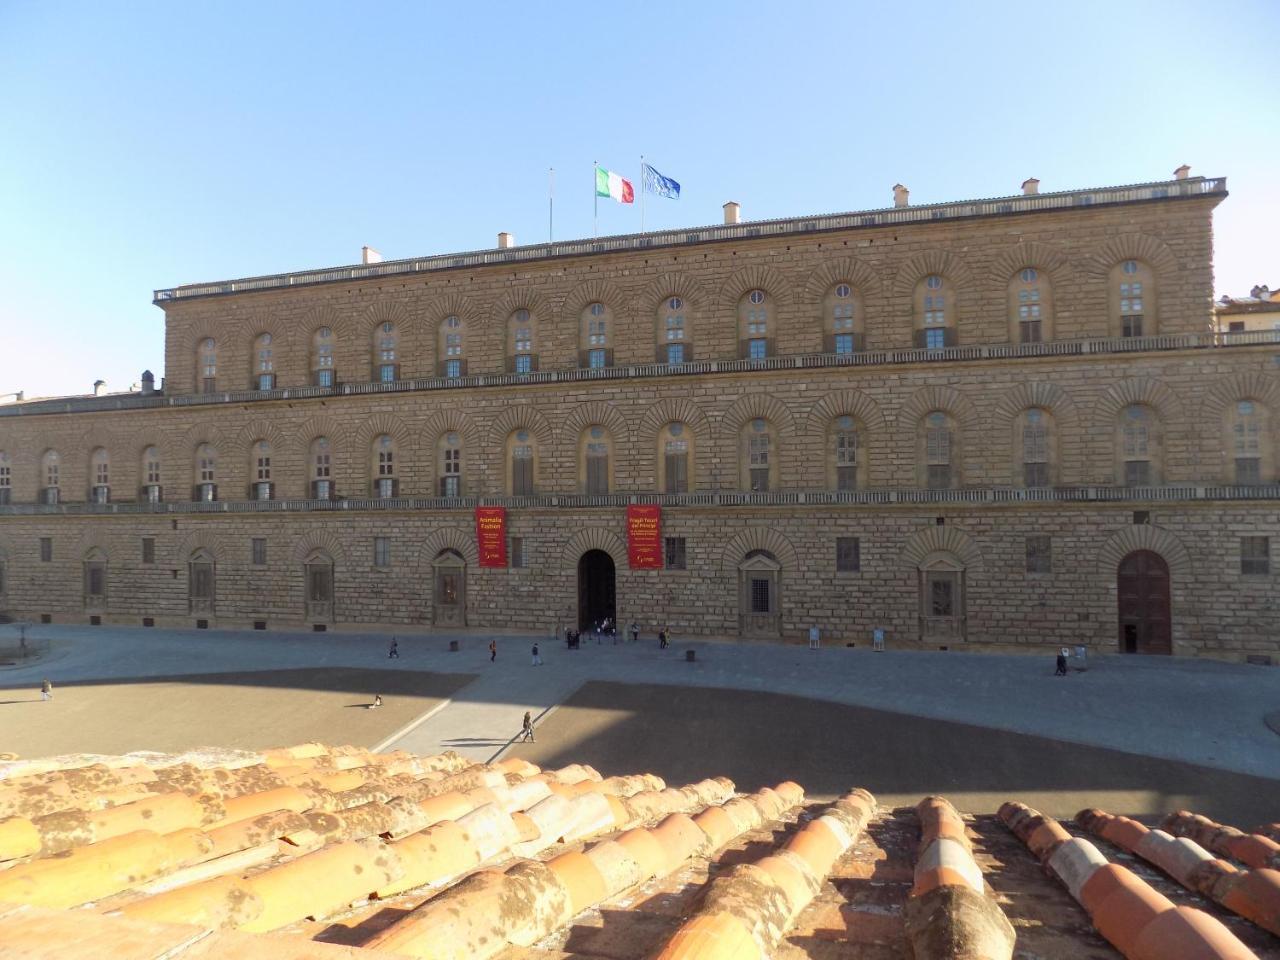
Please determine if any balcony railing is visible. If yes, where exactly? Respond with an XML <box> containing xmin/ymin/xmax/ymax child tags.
<box><xmin>153</xmin><ymin>177</ymin><xmax>1226</xmax><ymax>302</ymax></box>
<box><xmin>4</xmin><ymin>326</ymin><xmax>1276</xmax><ymax>419</ymax></box>
<box><xmin>1</xmin><ymin>483</ymin><xmax>1276</xmax><ymax>517</ymax></box>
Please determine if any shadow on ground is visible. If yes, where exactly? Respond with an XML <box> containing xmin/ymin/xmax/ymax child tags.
<box><xmin>514</xmin><ymin>681</ymin><xmax>1280</xmax><ymax>824</ymax></box>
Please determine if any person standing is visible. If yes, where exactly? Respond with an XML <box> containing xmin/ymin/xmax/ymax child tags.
<box><xmin>40</xmin><ymin>678</ymin><xmax>53</xmax><ymax>702</ymax></box>
<box><xmin>388</xmin><ymin>638</ymin><xmax>399</xmax><ymax>659</ymax></box>
<box><xmin>489</xmin><ymin>640</ymin><xmax>497</xmax><ymax>663</ymax></box>
<box><xmin>659</xmin><ymin>628</ymin><xmax>669</xmax><ymax>650</ymax></box>
<box><xmin>1054</xmin><ymin>650</ymin><xmax>1068</xmax><ymax>676</ymax></box>
<box><xmin>629</xmin><ymin>621</ymin><xmax>639</xmax><ymax>644</ymax></box>
<box><xmin>520</xmin><ymin>711</ymin><xmax>535</xmax><ymax>742</ymax></box>
<box><xmin>808</xmin><ymin>626</ymin><xmax>820</xmax><ymax>650</ymax></box>
<box><xmin>531</xmin><ymin>642</ymin><xmax>542</xmax><ymax>666</ymax></box>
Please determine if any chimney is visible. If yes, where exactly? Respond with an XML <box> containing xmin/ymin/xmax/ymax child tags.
<box><xmin>1174</xmin><ymin>164</ymin><xmax>1191</xmax><ymax>181</ymax></box>
<box><xmin>141</xmin><ymin>370</ymin><xmax>155</xmax><ymax>396</ymax></box>
<box><xmin>93</xmin><ymin>379</ymin><xmax>106</xmax><ymax>396</ymax></box>
<box><xmin>497</xmin><ymin>231</ymin><xmax>515</xmax><ymax>249</ymax></box>
<box><xmin>722</xmin><ymin>201</ymin><xmax>740</xmax><ymax>225</ymax></box>
<box><xmin>1022</xmin><ymin>177</ymin><xmax>1040</xmax><ymax>195</ymax></box>
<box><xmin>361</xmin><ymin>246</ymin><xmax>382</xmax><ymax>264</ymax></box>
<box><xmin>893</xmin><ymin>184</ymin><xmax>909</xmax><ymax>208</ymax></box>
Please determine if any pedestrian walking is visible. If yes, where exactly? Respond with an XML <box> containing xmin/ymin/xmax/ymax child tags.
<box><xmin>40</xmin><ymin>678</ymin><xmax>53</xmax><ymax>702</ymax></box>
<box><xmin>388</xmin><ymin>638</ymin><xmax>399</xmax><ymax>659</ymax></box>
<box><xmin>489</xmin><ymin>640</ymin><xmax>497</xmax><ymax>662</ymax></box>
<box><xmin>594</xmin><ymin>620</ymin><xmax>602</xmax><ymax>645</ymax></box>
<box><xmin>520</xmin><ymin>711</ymin><xmax>535</xmax><ymax>742</ymax></box>
<box><xmin>370</xmin><ymin>694</ymin><xmax>383</xmax><ymax>709</ymax></box>
<box><xmin>659</xmin><ymin>628</ymin><xmax>669</xmax><ymax>650</ymax></box>
<box><xmin>531</xmin><ymin>642</ymin><xmax>542</xmax><ymax>666</ymax></box>
<box><xmin>808</xmin><ymin>626</ymin><xmax>820</xmax><ymax>651</ymax></box>
<box><xmin>629</xmin><ymin>621</ymin><xmax>639</xmax><ymax>644</ymax></box>
<box><xmin>1054</xmin><ymin>649</ymin><xmax>1068</xmax><ymax>676</ymax></box>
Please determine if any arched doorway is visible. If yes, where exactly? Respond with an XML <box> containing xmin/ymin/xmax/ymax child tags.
<box><xmin>738</xmin><ymin>550</ymin><xmax>781</xmax><ymax>638</ymax></box>
<box><xmin>1117</xmin><ymin>550</ymin><xmax>1171</xmax><ymax>654</ymax></box>
<box><xmin>432</xmin><ymin>549</ymin><xmax>467</xmax><ymax>627</ymax></box>
<box><xmin>577</xmin><ymin>549</ymin><xmax>616</xmax><ymax>631</ymax></box>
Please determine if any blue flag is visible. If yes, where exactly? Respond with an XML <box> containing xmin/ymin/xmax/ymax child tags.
<box><xmin>642</xmin><ymin>162</ymin><xmax>680</xmax><ymax>200</ymax></box>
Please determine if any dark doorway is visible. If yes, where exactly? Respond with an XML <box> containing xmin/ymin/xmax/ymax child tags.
<box><xmin>577</xmin><ymin>549</ymin><xmax>616</xmax><ymax>631</ymax></box>
<box><xmin>1117</xmin><ymin>550</ymin><xmax>1171</xmax><ymax>655</ymax></box>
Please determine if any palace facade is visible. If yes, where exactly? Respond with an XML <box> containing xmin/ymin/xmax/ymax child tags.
<box><xmin>1</xmin><ymin>173</ymin><xmax>1277</xmax><ymax>661</ymax></box>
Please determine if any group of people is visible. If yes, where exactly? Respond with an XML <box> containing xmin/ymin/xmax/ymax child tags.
<box><xmin>563</xmin><ymin>619</ymin><xmax>672</xmax><ymax>649</ymax></box>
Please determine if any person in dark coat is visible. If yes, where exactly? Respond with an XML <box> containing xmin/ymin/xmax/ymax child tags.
<box><xmin>489</xmin><ymin>640</ymin><xmax>497</xmax><ymax>662</ymax></box>
<box><xmin>1055</xmin><ymin>650</ymin><xmax>1068</xmax><ymax>676</ymax></box>
<box><xmin>388</xmin><ymin>638</ymin><xmax>399</xmax><ymax>659</ymax></box>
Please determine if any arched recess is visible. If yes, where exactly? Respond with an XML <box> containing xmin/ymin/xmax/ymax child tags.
<box><xmin>991</xmin><ymin>381</ymin><xmax>1083</xmax><ymax>484</ymax></box>
<box><xmin>561</xmin><ymin>527</ymin><xmax>628</xmax><ymax>569</ymax></box>
<box><xmin>73</xmin><ymin>528</ymin><xmax>114</xmax><ymax>561</ymax></box>
<box><xmin>638</xmin><ymin>396</ymin><xmax>713</xmax><ymax>489</ymax></box>
<box><xmin>234</xmin><ymin>314</ymin><xmax>292</xmax><ymax>353</ymax></box>
<box><xmin>173</xmin><ymin>529</ymin><xmax>224</xmax><ymax>566</ymax></box>
<box><xmin>360</xmin><ymin>300</ymin><xmax>415</xmax><ymax>378</ymax></box>
<box><xmin>1094</xmin><ymin>378</ymin><xmax>1184</xmax><ymax>424</ymax></box>
<box><xmin>301</xmin><ymin>303</ymin><xmax>351</xmax><ymax>343</ymax></box>
<box><xmin>352</xmin><ymin>413</ymin><xmax>416</xmax><ymax>487</ymax></box>
<box><xmin>719</xmin><ymin>526</ymin><xmax>799</xmax><ymax>573</ymax></box>
<box><xmin>421</xmin><ymin>408</ymin><xmax>482</xmax><ymax>449</ymax></box>
<box><xmin>490</xmin><ymin>286</ymin><xmax>551</xmax><ymax>326</ymax></box>
<box><xmin>425</xmin><ymin>291</ymin><xmax>481</xmax><ymax>327</ymax></box>
<box><xmin>801</xmin><ymin>257</ymin><xmax>883</xmax><ymax>303</ymax></box>
<box><xmin>1096</xmin><ymin>525</ymin><xmax>1191</xmax><ymax>579</ymax></box>
<box><xmin>484</xmin><ymin>405</ymin><xmax>556</xmax><ymax>450</ymax></box>
<box><xmin>292</xmin><ymin>414</ymin><xmax>350</xmax><ymax>455</ymax></box>
<box><xmin>803</xmin><ymin>389</ymin><xmax>887</xmax><ymax>437</ymax></box>
<box><xmin>891</xmin><ymin>250</ymin><xmax>975</xmax><ymax>298</ymax></box>
<box><xmin>559</xmin><ymin>277</ymin><xmax>631</xmax><ymax>324</ymax></box>
<box><xmin>414</xmin><ymin>526</ymin><xmax>480</xmax><ymax>569</ymax></box>
<box><xmin>562</xmin><ymin>400</ymin><xmax>632</xmax><ymax>447</ymax></box>
<box><xmin>987</xmin><ymin>241</ymin><xmax>1072</xmax><ymax>286</ymax></box>
<box><xmin>897</xmin><ymin>385</ymin><xmax>980</xmax><ymax>433</ymax></box>
<box><xmin>1084</xmin><ymin>233</ymin><xmax>1180</xmax><ymax>280</ymax></box>
<box><xmin>1200</xmin><ymin>372</ymin><xmax>1280</xmax><ymax>422</ymax></box>
<box><xmin>291</xmin><ymin>530</ymin><xmax>348</xmax><ymax>567</ymax></box>
<box><xmin>720</xmin><ymin>393</ymin><xmax>798</xmax><ymax>437</ymax></box>
<box><xmin>636</xmin><ymin>272</ymin><xmax>708</xmax><ymax>311</ymax></box>
<box><xmin>165</xmin><ymin>424</ymin><xmax>228</xmax><ymax>489</ymax></box>
<box><xmin>717</xmin><ymin>264</ymin><xmax>796</xmax><ymax>314</ymax></box>
<box><xmin>900</xmin><ymin>526</ymin><xmax>984</xmax><ymax>570</ymax></box>
<box><xmin>233</xmin><ymin>418</ymin><xmax>293</xmax><ymax>454</ymax></box>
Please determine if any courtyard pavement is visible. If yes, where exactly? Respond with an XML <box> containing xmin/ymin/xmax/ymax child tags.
<box><xmin>2</xmin><ymin>624</ymin><xmax>1278</xmax><ymax>783</ymax></box>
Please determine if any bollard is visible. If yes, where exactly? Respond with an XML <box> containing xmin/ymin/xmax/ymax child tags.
<box><xmin>448</xmin><ymin>640</ymin><xmax>459</xmax><ymax>652</ymax></box>
<box><xmin>685</xmin><ymin>649</ymin><xmax>696</xmax><ymax>663</ymax></box>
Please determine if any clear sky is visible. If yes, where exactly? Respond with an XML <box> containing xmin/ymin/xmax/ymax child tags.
<box><xmin>1</xmin><ymin>0</ymin><xmax>1277</xmax><ymax>400</ymax></box>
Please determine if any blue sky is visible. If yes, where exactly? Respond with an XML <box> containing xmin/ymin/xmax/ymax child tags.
<box><xmin>1</xmin><ymin>0</ymin><xmax>1277</xmax><ymax>399</ymax></box>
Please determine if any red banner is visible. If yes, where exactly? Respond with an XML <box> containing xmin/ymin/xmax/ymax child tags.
<box><xmin>476</xmin><ymin>506</ymin><xmax>507</xmax><ymax>568</ymax></box>
<box><xmin>627</xmin><ymin>504</ymin><xmax>662</xmax><ymax>569</ymax></box>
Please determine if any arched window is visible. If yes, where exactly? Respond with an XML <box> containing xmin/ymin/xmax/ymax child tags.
<box><xmin>657</xmin><ymin>295</ymin><xmax>692</xmax><ymax>364</ymax></box>
<box><xmin>90</xmin><ymin>448</ymin><xmax>110</xmax><ymax>504</ymax></box>
<box><xmin>1018</xmin><ymin>408</ymin><xmax>1053</xmax><ymax>487</ymax></box>
<box><xmin>310</xmin><ymin>437</ymin><xmax>333</xmax><ymax>499</ymax></box>
<box><xmin>83</xmin><ymin>547</ymin><xmax>108</xmax><ymax>609</ymax></box>
<box><xmin>1009</xmin><ymin>267</ymin><xmax>1053</xmax><ymax>343</ymax></box>
<box><xmin>252</xmin><ymin>333</ymin><xmax>275</xmax><ymax>390</ymax></box>
<box><xmin>914</xmin><ymin>275</ymin><xmax>955</xmax><ymax>349</ymax></box>
<box><xmin>659</xmin><ymin>421</ymin><xmax>692</xmax><ymax>494</ymax></box>
<box><xmin>739</xmin><ymin>289</ymin><xmax>772</xmax><ymax>359</ymax></box>
<box><xmin>251</xmin><ymin>441</ymin><xmax>273</xmax><ymax>501</ymax></box>
<box><xmin>1111</xmin><ymin>260</ymin><xmax>1156</xmax><ymax>338</ymax></box>
<box><xmin>507</xmin><ymin>429</ymin><xmax>537</xmax><ymax>496</ymax></box>
<box><xmin>508</xmin><ymin>309</ymin><xmax>538</xmax><ymax>373</ymax></box>
<box><xmin>742</xmin><ymin>418</ymin><xmax>777</xmax><ymax>492</ymax></box>
<box><xmin>41</xmin><ymin>450</ymin><xmax>60</xmax><ymax>505</ymax></box>
<box><xmin>195</xmin><ymin>444</ymin><xmax>217</xmax><ymax>501</ymax></box>
<box><xmin>824</xmin><ymin>283</ymin><xmax>864</xmax><ymax>354</ymax></box>
<box><xmin>580</xmin><ymin>425</ymin><xmax>612</xmax><ymax>494</ymax></box>
<box><xmin>312</xmin><ymin>327</ymin><xmax>335</xmax><ymax>387</ymax></box>
<box><xmin>375</xmin><ymin>322</ymin><xmax>399</xmax><ymax>382</ymax></box>
<box><xmin>1228</xmin><ymin>400</ymin><xmax>1270</xmax><ymax>485</ymax></box>
<box><xmin>829</xmin><ymin>415</ymin><xmax>862</xmax><ymax>491</ymax></box>
<box><xmin>0</xmin><ymin>450</ymin><xmax>11</xmax><ymax>505</ymax></box>
<box><xmin>198</xmin><ymin>338</ymin><xmax>217</xmax><ymax>393</ymax></box>
<box><xmin>373</xmin><ymin>434</ymin><xmax>397</xmax><ymax>498</ymax></box>
<box><xmin>438</xmin><ymin>432</ymin><xmax>463</xmax><ymax>496</ymax></box>
<box><xmin>141</xmin><ymin>446</ymin><xmax>162</xmax><ymax>503</ymax></box>
<box><xmin>188</xmin><ymin>548</ymin><xmax>215</xmax><ymax>614</ymax></box>
<box><xmin>439</xmin><ymin>316</ymin><xmax>467</xmax><ymax>378</ymax></box>
<box><xmin>1118</xmin><ymin>404</ymin><xmax>1159</xmax><ymax>486</ymax></box>
<box><xmin>922</xmin><ymin>412</ymin><xmax>956</xmax><ymax>489</ymax></box>
<box><xmin>581</xmin><ymin>302</ymin><xmax>613</xmax><ymax>369</ymax></box>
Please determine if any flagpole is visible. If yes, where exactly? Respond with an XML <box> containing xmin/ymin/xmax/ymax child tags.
<box><xmin>593</xmin><ymin>161</ymin><xmax>598</xmax><ymax>238</ymax></box>
<box><xmin>640</xmin><ymin>155</ymin><xmax>646</xmax><ymax>233</ymax></box>
<box><xmin>549</xmin><ymin>167</ymin><xmax>554</xmax><ymax>243</ymax></box>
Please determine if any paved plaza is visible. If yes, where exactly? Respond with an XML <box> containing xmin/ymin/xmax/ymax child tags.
<box><xmin>2</xmin><ymin>623</ymin><xmax>1277</xmax><ymax>821</ymax></box>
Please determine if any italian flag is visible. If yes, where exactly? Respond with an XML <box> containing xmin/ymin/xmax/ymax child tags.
<box><xmin>596</xmin><ymin>167</ymin><xmax>634</xmax><ymax>204</ymax></box>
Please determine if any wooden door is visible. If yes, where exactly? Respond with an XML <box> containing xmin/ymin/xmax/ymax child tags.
<box><xmin>1117</xmin><ymin>550</ymin><xmax>1171</xmax><ymax>655</ymax></box>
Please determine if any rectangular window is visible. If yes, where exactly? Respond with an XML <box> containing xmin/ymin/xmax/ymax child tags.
<box><xmin>585</xmin><ymin>444</ymin><xmax>609</xmax><ymax>495</ymax></box>
<box><xmin>375</xmin><ymin>477</ymin><xmax>397</xmax><ymax>499</ymax></box>
<box><xmin>925</xmin><ymin>328</ymin><xmax>946</xmax><ymax>350</ymax></box>
<box><xmin>1235</xmin><ymin>458</ymin><xmax>1261</xmax><ymax>485</ymax></box>
<box><xmin>929</xmin><ymin>576</ymin><xmax>954</xmax><ymax>616</ymax></box>
<box><xmin>251</xmin><ymin>538</ymin><xmax>267</xmax><ymax>566</ymax></box>
<box><xmin>750</xmin><ymin>577</ymin><xmax>771</xmax><ymax>613</ymax></box>
<box><xmin>1228</xmin><ymin>321</ymin><xmax>1245</xmax><ymax>333</ymax></box>
<box><xmin>1025</xmin><ymin>535</ymin><xmax>1051</xmax><ymax>574</ymax></box>
<box><xmin>834</xmin><ymin>333</ymin><xmax>854</xmax><ymax>355</ymax></box>
<box><xmin>510</xmin><ymin>536</ymin><xmax>526</xmax><ymax>568</ymax></box>
<box><xmin>254</xmin><ymin>481</ymin><xmax>273</xmax><ymax>501</ymax></box>
<box><xmin>374</xmin><ymin>537</ymin><xmax>391</xmax><ymax>569</ymax></box>
<box><xmin>1023</xmin><ymin>462</ymin><xmax>1049</xmax><ymax>488</ymax></box>
<box><xmin>927</xmin><ymin>463</ymin><xmax>951</xmax><ymax>489</ymax></box>
<box><xmin>312</xmin><ymin>478</ymin><xmax>332</xmax><ymax>500</ymax></box>
<box><xmin>92</xmin><ymin>485</ymin><xmax>110</xmax><ymax>504</ymax></box>
<box><xmin>836</xmin><ymin>465</ymin><xmax>857</xmax><ymax>491</ymax></box>
<box><xmin>202</xmin><ymin>377</ymin><xmax>216</xmax><ymax>394</ymax></box>
<box><xmin>1124</xmin><ymin>460</ymin><xmax>1151</xmax><ymax>486</ymax></box>
<box><xmin>142</xmin><ymin>538</ymin><xmax>155</xmax><ymax>565</ymax></box>
<box><xmin>86</xmin><ymin>564</ymin><xmax>106</xmax><ymax>598</ymax></box>
<box><xmin>0</xmin><ymin>488</ymin><xmax>10</xmax><ymax>506</ymax></box>
<box><xmin>748</xmin><ymin>338</ymin><xmax>767</xmax><ymax>360</ymax></box>
<box><xmin>315</xmin><ymin>368</ymin><xmax>334</xmax><ymax>387</ymax></box>
<box><xmin>40</xmin><ymin>537</ymin><xmax>52</xmax><ymax>562</ymax></box>
<box><xmin>664</xmin><ymin>536</ymin><xmax>687</xmax><ymax>570</ymax></box>
<box><xmin>1122</xmin><ymin>316</ymin><xmax>1143</xmax><ymax>338</ymax></box>
<box><xmin>440</xmin><ymin>475</ymin><xmax>460</xmax><ymax>497</ymax></box>
<box><xmin>1019</xmin><ymin>320</ymin><xmax>1042</xmax><ymax>344</ymax></box>
<box><xmin>514</xmin><ymin>354</ymin><xmax>532</xmax><ymax>374</ymax></box>
<box><xmin>836</xmin><ymin>537</ymin><xmax>861</xmax><ymax>572</ymax></box>
<box><xmin>379</xmin><ymin>363</ymin><xmax>397</xmax><ymax>382</ymax></box>
<box><xmin>190</xmin><ymin>563</ymin><xmax>214</xmax><ymax>601</ymax></box>
<box><xmin>666</xmin><ymin>343</ymin><xmax>684</xmax><ymax>365</ymax></box>
<box><xmin>512</xmin><ymin>447</ymin><xmax>534</xmax><ymax>496</ymax></box>
<box><xmin>445</xmin><ymin>359</ymin><xmax>461</xmax><ymax>378</ymax></box>
<box><xmin>257</xmin><ymin>373</ymin><xmax>275</xmax><ymax>391</ymax></box>
<box><xmin>1242</xmin><ymin>536</ymin><xmax>1270</xmax><ymax>575</ymax></box>
<box><xmin>665</xmin><ymin>444</ymin><xmax>688</xmax><ymax>494</ymax></box>
<box><xmin>588</xmin><ymin>348</ymin><xmax>607</xmax><ymax>369</ymax></box>
<box><xmin>43</xmin><ymin>487</ymin><xmax>60</xmax><ymax>505</ymax></box>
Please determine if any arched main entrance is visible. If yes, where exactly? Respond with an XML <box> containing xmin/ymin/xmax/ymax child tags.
<box><xmin>1117</xmin><ymin>550</ymin><xmax>1171</xmax><ymax>655</ymax></box>
<box><xmin>577</xmin><ymin>549</ymin><xmax>616</xmax><ymax>631</ymax></box>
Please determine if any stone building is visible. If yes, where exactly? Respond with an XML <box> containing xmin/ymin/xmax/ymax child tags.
<box><xmin>0</xmin><ymin>171</ymin><xmax>1277</xmax><ymax>660</ymax></box>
